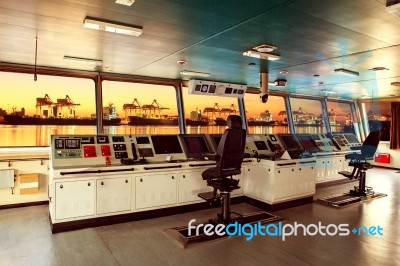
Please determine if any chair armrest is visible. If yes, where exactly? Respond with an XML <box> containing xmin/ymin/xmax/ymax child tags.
<box><xmin>202</xmin><ymin>153</ymin><xmax>220</xmax><ymax>161</ymax></box>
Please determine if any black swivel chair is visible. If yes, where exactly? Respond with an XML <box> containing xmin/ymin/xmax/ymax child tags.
<box><xmin>339</xmin><ymin>131</ymin><xmax>381</xmax><ymax>196</ymax></box>
<box><xmin>198</xmin><ymin>115</ymin><xmax>246</xmax><ymax>224</ymax></box>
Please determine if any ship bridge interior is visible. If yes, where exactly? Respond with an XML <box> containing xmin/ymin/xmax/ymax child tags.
<box><xmin>1</xmin><ymin>1</ymin><xmax>400</xmax><ymax>265</ymax></box>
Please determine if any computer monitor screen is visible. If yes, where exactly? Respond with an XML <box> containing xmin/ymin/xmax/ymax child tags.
<box><xmin>180</xmin><ymin>135</ymin><xmax>211</xmax><ymax>158</ymax></box>
<box><xmin>297</xmin><ymin>135</ymin><xmax>319</xmax><ymax>151</ymax></box>
<box><xmin>254</xmin><ymin>141</ymin><xmax>268</xmax><ymax>150</ymax></box>
<box><xmin>150</xmin><ymin>135</ymin><xmax>183</xmax><ymax>154</ymax></box>
<box><xmin>279</xmin><ymin>134</ymin><xmax>301</xmax><ymax>150</ymax></box>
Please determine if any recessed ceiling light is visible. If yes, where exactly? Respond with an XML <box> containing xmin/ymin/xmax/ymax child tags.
<box><xmin>334</xmin><ymin>68</ymin><xmax>359</xmax><ymax>76</ymax></box>
<box><xmin>370</xmin><ymin>67</ymin><xmax>389</xmax><ymax>71</ymax></box>
<box><xmin>180</xmin><ymin>70</ymin><xmax>210</xmax><ymax>77</ymax></box>
<box><xmin>280</xmin><ymin>70</ymin><xmax>288</xmax><ymax>75</ymax></box>
<box><xmin>83</xmin><ymin>17</ymin><xmax>143</xmax><ymax>36</ymax></box>
<box><xmin>63</xmin><ymin>55</ymin><xmax>103</xmax><ymax>65</ymax></box>
<box><xmin>115</xmin><ymin>0</ymin><xmax>135</xmax><ymax>6</ymax></box>
<box><xmin>254</xmin><ymin>44</ymin><xmax>277</xmax><ymax>53</ymax></box>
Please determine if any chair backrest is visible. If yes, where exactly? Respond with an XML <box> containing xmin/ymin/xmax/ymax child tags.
<box><xmin>361</xmin><ymin>131</ymin><xmax>381</xmax><ymax>159</ymax></box>
<box><xmin>216</xmin><ymin>115</ymin><xmax>246</xmax><ymax>170</ymax></box>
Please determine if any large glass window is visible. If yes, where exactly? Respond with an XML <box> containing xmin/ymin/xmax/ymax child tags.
<box><xmin>0</xmin><ymin>72</ymin><xmax>95</xmax><ymax>146</ymax></box>
<box><xmin>182</xmin><ymin>89</ymin><xmax>238</xmax><ymax>134</ymax></box>
<box><xmin>244</xmin><ymin>94</ymin><xmax>288</xmax><ymax>134</ymax></box>
<box><xmin>363</xmin><ymin>100</ymin><xmax>391</xmax><ymax>141</ymax></box>
<box><xmin>327</xmin><ymin>101</ymin><xmax>354</xmax><ymax>133</ymax></box>
<box><xmin>102</xmin><ymin>81</ymin><xmax>179</xmax><ymax>135</ymax></box>
<box><xmin>290</xmin><ymin>97</ymin><xmax>326</xmax><ymax>134</ymax></box>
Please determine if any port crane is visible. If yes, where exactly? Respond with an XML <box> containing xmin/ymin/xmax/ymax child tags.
<box><xmin>56</xmin><ymin>95</ymin><xmax>80</xmax><ymax>118</ymax></box>
<box><xmin>36</xmin><ymin>94</ymin><xmax>54</xmax><ymax>117</ymax></box>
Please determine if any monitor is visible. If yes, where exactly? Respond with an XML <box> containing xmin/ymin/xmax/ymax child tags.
<box><xmin>297</xmin><ymin>134</ymin><xmax>320</xmax><ymax>151</ymax></box>
<box><xmin>150</xmin><ymin>135</ymin><xmax>183</xmax><ymax>154</ymax></box>
<box><xmin>278</xmin><ymin>134</ymin><xmax>302</xmax><ymax>150</ymax></box>
<box><xmin>179</xmin><ymin>135</ymin><xmax>211</xmax><ymax>159</ymax></box>
<box><xmin>254</xmin><ymin>141</ymin><xmax>268</xmax><ymax>150</ymax></box>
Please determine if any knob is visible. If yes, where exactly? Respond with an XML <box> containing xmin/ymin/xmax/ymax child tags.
<box><xmin>101</xmin><ymin>181</ymin><xmax>104</xmax><ymax>185</ymax></box>
<box><xmin>268</xmin><ymin>169</ymin><xmax>270</xmax><ymax>172</ymax></box>
<box><xmin>292</xmin><ymin>169</ymin><xmax>294</xmax><ymax>172</ymax></box>
<box><xmin>60</xmin><ymin>184</ymin><xmax>63</xmax><ymax>189</ymax></box>
<box><xmin>172</xmin><ymin>176</ymin><xmax>175</xmax><ymax>179</ymax></box>
<box><xmin>183</xmin><ymin>175</ymin><xmax>186</xmax><ymax>178</ymax></box>
<box><xmin>125</xmin><ymin>179</ymin><xmax>128</xmax><ymax>183</ymax></box>
<box><xmin>140</xmin><ymin>178</ymin><xmax>143</xmax><ymax>182</ymax></box>
<box><xmin>278</xmin><ymin>170</ymin><xmax>280</xmax><ymax>173</ymax></box>
<box><xmin>311</xmin><ymin>166</ymin><xmax>314</xmax><ymax>169</ymax></box>
<box><xmin>299</xmin><ymin>168</ymin><xmax>302</xmax><ymax>171</ymax></box>
<box><xmin>248</xmin><ymin>169</ymin><xmax>250</xmax><ymax>172</ymax></box>
<box><xmin>88</xmin><ymin>182</ymin><xmax>91</xmax><ymax>186</ymax></box>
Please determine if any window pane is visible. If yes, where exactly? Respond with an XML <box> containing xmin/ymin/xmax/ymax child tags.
<box><xmin>182</xmin><ymin>89</ymin><xmax>238</xmax><ymax>134</ymax></box>
<box><xmin>363</xmin><ymin>100</ymin><xmax>391</xmax><ymax>141</ymax></box>
<box><xmin>290</xmin><ymin>98</ymin><xmax>326</xmax><ymax>133</ymax></box>
<box><xmin>244</xmin><ymin>94</ymin><xmax>289</xmax><ymax>134</ymax></box>
<box><xmin>0</xmin><ymin>72</ymin><xmax>95</xmax><ymax>147</ymax></box>
<box><xmin>102</xmin><ymin>81</ymin><xmax>179</xmax><ymax>135</ymax></box>
<box><xmin>327</xmin><ymin>101</ymin><xmax>353</xmax><ymax>133</ymax></box>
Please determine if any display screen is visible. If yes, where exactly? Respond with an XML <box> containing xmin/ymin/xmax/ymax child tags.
<box><xmin>254</xmin><ymin>141</ymin><xmax>268</xmax><ymax>150</ymax></box>
<box><xmin>136</xmin><ymin>136</ymin><xmax>150</xmax><ymax>144</ymax></box>
<box><xmin>181</xmin><ymin>135</ymin><xmax>210</xmax><ymax>158</ymax></box>
<box><xmin>65</xmin><ymin>139</ymin><xmax>80</xmax><ymax>149</ymax></box>
<box><xmin>96</xmin><ymin>135</ymin><xmax>109</xmax><ymax>144</ymax></box>
<box><xmin>151</xmin><ymin>135</ymin><xmax>183</xmax><ymax>154</ymax></box>
<box><xmin>279</xmin><ymin>135</ymin><xmax>301</xmax><ymax>150</ymax></box>
<box><xmin>55</xmin><ymin>139</ymin><xmax>64</xmax><ymax>149</ymax></box>
<box><xmin>225</xmin><ymin>87</ymin><xmax>233</xmax><ymax>94</ymax></box>
<box><xmin>297</xmin><ymin>135</ymin><xmax>319</xmax><ymax>151</ymax></box>
<box><xmin>208</xmin><ymin>85</ymin><xmax>216</xmax><ymax>93</ymax></box>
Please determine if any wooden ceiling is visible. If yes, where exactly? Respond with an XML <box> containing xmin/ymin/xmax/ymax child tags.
<box><xmin>0</xmin><ymin>0</ymin><xmax>399</xmax><ymax>99</ymax></box>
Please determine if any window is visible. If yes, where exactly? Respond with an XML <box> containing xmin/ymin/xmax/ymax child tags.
<box><xmin>182</xmin><ymin>88</ymin><xmax>238</xmax><ymax>134</ymax></box>
<box><xmin>327</xmin><ymin>101</ymin><xmax>354</xmax><ymax>133</ymax></box>
<box><xmin>290</xmin><ymin>97</ymin><xmax>326</xmax><ymax>134</ymax></box>
<box><xmin>244</xmin><ymin>94</ymin><xmax>288</xmax><ymax>134</ymax></box>
<box><xmin>363</xmin><ymin>100</ymin><xmax>391</xmax><ymax>141</ymax></box>
<box><xmin>0</xmin><ymin>72</ymin><xmax>95</xmax><ymax>146</ymax></box>
<box><xmin>102</xmin><ymin>81</ymin><xmax>179</xmax><ymax>135</ymax></box>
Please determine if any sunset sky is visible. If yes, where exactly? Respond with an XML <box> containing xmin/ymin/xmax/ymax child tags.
<box><xmin>0</xmin><ymin>72</ymin><xmax>388</xmax><ymax>120</ymax></box>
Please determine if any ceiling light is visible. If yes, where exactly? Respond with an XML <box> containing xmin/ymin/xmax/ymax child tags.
<box><xmin>243</xmin><ymin>50</ymin><xmax>280</xmax><ymax>61</ymax></box>
<box><xmin>115</xmin><ymin>0</ymin><xmax>135</xmax><ymax>6</ymax></box>
<box><xmin>334</xmin><ymin>68</ymin><xmax>359</xmax><ymax>76</ymax></box>
<box><xmin>391</xmin><ymin>82</ymin><xmax>400</xmax><ymax>87</ymax></box>
<box><xmin>320</xmin><ymin>89</ymin><xmax>337</xmax><ymax>94</ymax></box>
<box><xmin>370</xmin><ymin>67</ymin><xmax>389</xmax><ymax>71</ymax></box>
<box><xmin>63</xmin><ymin>56</ymin><xmax>103</xmax><ymax>65</ymax></box>
<box><xmin>180</xmin><ymin>70</ymin><xmax>210</xmax><ymax>77</ymax></box>
<box><xmin>254</xmin><ymin>44</ymin><xmax>277</xmax><ymax>53</ymax></box>
<box><xmin>280</xmin><ymin>70</ymin><xmax>288</xmax><ymax>75</ymax></box>
<box><xmin>83</xmin><ymin>17</ymin><xmax>143</xmax><ymax>36</ymax></box>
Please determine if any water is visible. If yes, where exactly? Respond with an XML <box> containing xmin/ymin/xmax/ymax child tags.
<box><xmin>0</xmin><ymin>125</ymin><xmax>320</xmax><ymax>147</ymax></box>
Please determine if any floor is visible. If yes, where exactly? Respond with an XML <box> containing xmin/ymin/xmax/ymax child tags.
<box><xmin>1</xmin><ymin>168</ymin><xmax>399</xmax><ymax>266</ymax></box>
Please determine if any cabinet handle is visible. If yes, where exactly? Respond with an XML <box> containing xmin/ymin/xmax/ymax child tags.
<box><xmin>125</xmin><ymin>179</ymin><xmax>128</xmax><ymax>183</ymax></box>
<box><xmin>278</xmin><ymin>170</ymin><xmax>280</xmax><ymax>173</ymax></box>
<box><xmin>183</xmin><ymin>175</ymin><xmax>185</xmax><ymax>178</ymax></box>
<box><xmin>311</xmin><ymin>166</ymin><xmax>314</xmax><ymax>169</ymax></box>
<box><xmin>268</xmin><ymin>169</ymin><xmax>270</xmax><ymax>172</ymax></box>
<box><xmin>88</xmin><ymin>182</ymin><xmax>91</xmax><ymax>186</ymax></box>
<box><xmin>322</xmin><ymin>161</ymin><xmax>325</xmax><ymax>164</ymax></box>
<box><xmin>292</xmin><ymin>168</ymin><xmax>294</xmax><ymax>172</ymax></box>
<box><xmin>248</xmin><ymin>169</ymin><xmax>250</xmax><ymax>172</ymax></box>
<box><xmin>299</xmin><ymin>168</ymin><xmax>302</xmax><ymax>171</ymax></box>
<box><xmin>140</xmin><ymin>178</ymin><xmax>143</xmax><ymax>182</ymax></box>
<box><xmin>101</xmin><ymin>181</ymin><xmax>104</xmax><ymax>186</ymax></box>
<box><xmin>60</xmin><ymin>184</ymin><xmax>63</xmax><ymax>189</ymax></box>
<box><xmin>172</xmin><ymin>176</ymin><xmax>175</xmax><ymax>179</ymax></box>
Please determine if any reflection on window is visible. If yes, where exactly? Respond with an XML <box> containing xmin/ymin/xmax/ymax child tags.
<box><xmin>290</xmin><ymin>98</ymin><xmax>326</xmax><ymax>134</ymax></box>
<box><xmin>102</xmin><ymin>81</ymin><xmax>179</xmax><ymax>135</ymax></box>
<box><xmin>327</xmin><ymin>101</ymin><xmax>353</xmax><ymax>133</ymax></box>
<box><xmin>244</xmin><ymin>94</ymin><xmax>288</xmax><ymax>134</ymax></box>
<box><xmin>182</xmin><ymin>89</ymin><xmax>238</xmax><ymax>134</ymax></box>
<box><xmin>0</xmin><ymin>72</ymin><xmax>95</xmax><ymax>146</ymax></box>
<box><xmin>363</xmin><ymin>101</ymin><xmax>391</xmax><ymax>141</ymax></box>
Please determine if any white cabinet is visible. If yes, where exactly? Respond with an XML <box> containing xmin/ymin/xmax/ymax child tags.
<box><xmin>297</xmin><ymin>163</ymin><xmax>316</xmax><ymax>195</ymax></box>
<box><xmin>55</xmin><ymin>179</ymin><xmax>95</xmax><ymax>220</ymax></box>
<box><xmin>244</xmin><ymin>165</ymin><xmax>272</xmax><ymax>202</ymax></box>
<box><xmin>315</xmin><ymin>159</ymin><xmax>327</xmax><ymax>182</ymax></box>
<box><xmin>97</xmin><ymin>177</ymin><xmax>132</xmax><ymax>215</ymax></box>
<box><xmin>135</xmin><ymin>173</ymin><xmax>177</xmax><ymax>209</ymax></box>
<box><xmin>316</xmin><ymin>156</ymin><xmax>346</xmax><ymax>183</ymax></box>
<box><xmin>178</xmin><ymin>171</ymin><xmax>212</xmax><ymax>204</ymax></box>
<box><xmin>273</xmin><ymin>166</ymin><xmax>297</xmax><ymax>200</ymax></box>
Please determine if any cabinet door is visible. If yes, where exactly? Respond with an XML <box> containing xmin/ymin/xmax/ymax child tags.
<box><xmin>244</xmin><ymin>165</ymin><xmax>272</xmax><ymax>202</ymax></box>
<box><xmin>297</xmin><ymin>163</ymin><xmax>316</xmax><ymax>195</ymax></box>
<box><xmin>55</xmin><ymin>180</ymin><xmax>95</xmax><ymax>220</ymax></box>
<box><xmin>273</xmin><ymin>167</ymin><xmax>296</xmax><ymax>200</ymax></box>
<box><xmin>178</xmin><ymin>171</ymin><xmax>212</xmax><ymax>204</ymax></box>
<box><xmin>136</xmin><ymin>173</ymin><xmax>177</xmax><ymax>209</ymax></box>
<box><xmin>315</xmin><ymin>159</ymin><xmax>326</xmax><ymax>183</ymax></box>
<box><xmin>97</xmin><ymin>177</ymin><xmax>131</xmax><ymax>215</ymax></box>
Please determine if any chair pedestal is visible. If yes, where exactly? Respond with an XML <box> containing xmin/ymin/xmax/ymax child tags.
<box><xmin>219</xmin><ymin>191</ymin><xmax>231</xmax><ymax>224</ymax></box>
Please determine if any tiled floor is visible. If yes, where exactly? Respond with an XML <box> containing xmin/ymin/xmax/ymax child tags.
<box><xmin>1</xmin><ymin>168</ymin><xmax>399</xmax><ymax>266</ymax></box>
